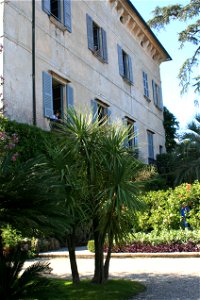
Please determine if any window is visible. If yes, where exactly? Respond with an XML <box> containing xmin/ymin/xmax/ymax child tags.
<box><xmin>142</xmin><ymin>71</ymin><xmax>150</xmax><ymax>99</ymax></box>
<box><xmin>147</xmin><ymin>130</ymin><xmax>155</xmax><ymax>164</ymax></box>
<box><xmin>86</xmin><ymin>14</ymin><xmax>108</xmax><ymax>63</ymax></box>
<box><xmin>126</xmin><ymin>118</ymin><xmax>138</xmax><ymax>148</ymax></box>
<box><xmin>152</xmin><ymin>80</ymin><xmax>163</xmax><ymax>110</ymax></box>
<box><xmin>42</xmin><ymin>0</ymin><xmax>72</xmax><ymax>32</ymax></box>
<box><xmin>117</xmin><ymin>45</ymin><xmax>133</xmax><ymax>84</ymax></box>
<box><xmin>42</xmin><ymin>71</ymin><xmax>74</xmax><ymax>120</ymax></box>
<box><xmin>91</xmin><ymin>99</ymin><xmax>111</xmax><ymax>125</ymax></box>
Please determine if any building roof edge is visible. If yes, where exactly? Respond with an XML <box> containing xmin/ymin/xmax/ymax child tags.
<box><xmin>125</xmin><ymin>0</ymin><xmax>172</xmax><ymax>61</ymax></box>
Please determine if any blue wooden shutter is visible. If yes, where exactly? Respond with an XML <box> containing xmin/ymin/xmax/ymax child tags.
<box><xmin>152</xmin><ymin>80</ymin><xmax>156</xmax><ymax>105</ymax></box>
<box><xmin>101</xmin><ymin>28</ymin><xmax>108</xmax><ymax>63</ymax></box>
<box><xmin>122</xmin><ymin>117</ymin><xmax>128</xmax><ymax>147</ymax></box>
<box><xmin>147</xmin><ymin>131</ymin><xmax>154</xmax><ymax>159</ymax></box>
<box><xmin>66</xmin><ymin>85</ymin><xmax>74</xmax><ymax>109</ymax></box>
<box><xmin>158</xmin><ymin>86</ymin><xmax>163</xmax><ymax>110</ymax></box>
<box><xmin>42</xmin><ymin>71</ymin><xmax>53</xmax><ymax>118</ymax></box>
<box><xmin>133</xmin><ymin>123</ymin><xmax>138</xmax><ymax>147</ymax></box>
<box><xmin>64</xmin><ymin>0</ymin><xmax>72</xmax><ymax>32</ymax></box>
<box><xmin>86</xmin><ymin>14</ymin><xmax>94</xmax><ymax>51</ymax></box>
<box><xmin>91</xmin><ymin>99</ymin><xmax>98</xmax><ymax>122</ymax></box>
<box><xmin>128</xmin><ymin>55</ymin><xmax>133</xmax><ymax>84</ymax></box>
<box><xmin>42</xmin><ymin>0</ymin><xmax>50</xmax><ymax>15</ymax></box>
<box><xmin>117</xmin><ymin>44</ymin><xmax>124</xmax><ymax>77</ymax></box>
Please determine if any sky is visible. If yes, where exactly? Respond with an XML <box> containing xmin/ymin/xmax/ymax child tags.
<box><xmin>132</xmin><ymin>0</ymin><xmax>199</xmax><ymax>132</ymax></box>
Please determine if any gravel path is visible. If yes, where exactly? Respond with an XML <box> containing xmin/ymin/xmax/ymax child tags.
<box><xmin>25</xmin><ymin>257</ymin><xmax>200</xmax><ymax>299</ymax></box>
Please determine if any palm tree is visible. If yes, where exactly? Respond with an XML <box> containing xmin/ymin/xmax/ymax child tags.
<box><xmin>174</xmin><ymin>114</ymin><xmax>200</xmax><ymax>184</ymax></box>
<box><xmin>54</xmin><ymin>110</ymin><xmax>146</xmax><ymax>283</ymax></box>
<box><xmin>0</xmin><ymin>246</ymin><xmax>51</xmax><ymax>300</ymax></box>
<box><xmin>0</xmin><ymin>154</ymin><xmax>68</xmax><ymax>298</ymax></box>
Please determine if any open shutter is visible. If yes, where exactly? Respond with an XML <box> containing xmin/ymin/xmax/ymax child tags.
<box><xmin>117</xmin><ymin>44</ymin><xmax>124</xmax><ymax>77</ymax></box>
<box><xmin>128</xmin><ymin>55</ymin><xmax>133</xmax><ymax>84</ymax></box>
<box><xmin>101</xmin><ymin>28</ymin><xmax>108</xmax><ymax>63</ymax></box>
<box><xmin>43</xmin><ymin>72</ymin><xmax>53</xmax><ymax>118</ymax></box>
<box><xmin>152</xmin><ymin>80</ymin><xmax>156</xmax><ymax>105</ymax></box>
<box><xmin>147</xmin><ymin>131</ymin><xmax>154</xmax><ymax>159</ymax></box>
<box><xmin>63</xmin><ymin>0</ymin><xmax>72</xmax><ymax>32</ymax></box>
<box><xmin>122</xmin><ymin>117</ymin><xmax>128</xmax><ymax>147</ymax></box>
<box><xmin>42</xmin><ymin>0</ymin><xmax>50</xmax><ymax>15</ymax></box>
<box><xmin>86</xmin><ymin>14</ymin><xmax>94</xmax><ymax>51</ymax></box>
<box><xmin>91</xmin><ymin>99</ymin><xmax>98</xmax><ymax>123</ymax></box>
<box><xmin>158</xmin><ymin>86</ymin><xmax>163</xmax><ymax>110</ymax></box>
<box><xmin>66</xmin><ymin>85</ymin><xmax>74</xmax><ymax>109</ymax></box>
<box><xmin>133</xmin><ymin>123</ymin><xmax>138</xmax><ymax>147</ymax></box>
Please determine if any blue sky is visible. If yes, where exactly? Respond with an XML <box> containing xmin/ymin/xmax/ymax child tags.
<box><xmin>132</xmin><ymin>0</ymin><xmax>199</xmax><ymax>131</ymax></box>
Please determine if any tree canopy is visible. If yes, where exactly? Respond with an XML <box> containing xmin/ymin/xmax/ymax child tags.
<box><xmin>148</xmin><ymin>0</ymin><xmax>200</xmax><ymax>95</ymax></box>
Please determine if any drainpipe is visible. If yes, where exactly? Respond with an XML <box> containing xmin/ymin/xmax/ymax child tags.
<box><xmin>32</xmin><ymin>0</ymin><xmax>36</xmax><ymax>125</ymax></box>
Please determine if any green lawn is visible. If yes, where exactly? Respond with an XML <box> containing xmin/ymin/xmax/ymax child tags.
<box><xmin>33</xmin><ymin>279</ymin><xmax>145</xmax><ymax>300</ymax></box>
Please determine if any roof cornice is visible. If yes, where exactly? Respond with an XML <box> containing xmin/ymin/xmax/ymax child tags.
<box><xmin>109</xmin><ymin>0</ymin><xmax>172</xmax><ymax>63</ymax></box>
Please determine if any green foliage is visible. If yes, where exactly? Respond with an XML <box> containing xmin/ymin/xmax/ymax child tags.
<box><xmin>2</xmin><ymin>226</ymin><xmax>23</xmax><ymax>249</ymax></box>
<box><xmin>134</xmin><ymin>181</ymin><xmax>200</xmax><ymax>232</ymax></box>
<box><xmin>163</xmin><ymin>106</ymin><xmax>179</xmax><ymax>153</ymax></box>
<box><xmin>0</xmin><ymin>117</ymin><xmax>52</xmax><ymax>162</ymax></box>
<box><xmin>148</xmin><ymin>1</ymin><xmax>200</xmax><ymax>94</ymax></box>
<box><xmin>0</xmin><ymin>246</ymin><xmax>52</xmax><ymax>300</ymax></box>
<box><xmin>131</xmin><ymin>229</ymin><xmax>200</xmax><ymax>246</ymax></box>
<box><xmin>36</xmin><ymin>279</ymin><xmax>145</xmax><ymax>300</ymax></box>
<box><xmin>87</xmin><ymin>240</ymin><xmax>95</xmax><ymax>252</ymax></box>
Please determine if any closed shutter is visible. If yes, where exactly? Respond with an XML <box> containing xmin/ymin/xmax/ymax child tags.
<box><xmin>91</xmin><ymin>99</ymin><xmax>98</xmax><ymax>122</ymax></box>
<box><xmin>63</xmin><ymin>0</ymin><xmax>72</xmax><ymax>32</ymax></box>
<box><xmin>143</xmin><ymin>71</ymin><xmax>149</xmax><ymax>97</ymax></box>
<box><xmin>117</xmin><ymin>44</ymin><xmax>124</xmax><ymax>77</ymax></box>
<box><xmin>42</xmin><ymin>0</ymin><xmax>50</xmax><ymax>15</ymax></box>
<box><xmin>66</xmin><ymin>85</ymin><xmax>74</xmax><ymax>109</ymax></box>
<box><xmin>42</xmin><ymin>71</ymin><xmax>53</xmax><ymax>118</ymax></box>
<box><xmin>128</xmin><ymin>55</ymin><xmax>133</xmax><ymax>84</ymax></box>
<box><xmin>86</xmin><ymin>14</ymin><xmax>94</xmax><ymax>51</ymax></box>
<box><xmin>101</xmin><ymin>28</ymin><xmax>108</xmax><ymax>63</ymax></box>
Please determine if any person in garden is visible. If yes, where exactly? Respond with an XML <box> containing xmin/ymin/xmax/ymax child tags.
<box><xmin>180</xmin><ymin>203</ymin><xmax>191</xmax><ymax>229</ymax></box>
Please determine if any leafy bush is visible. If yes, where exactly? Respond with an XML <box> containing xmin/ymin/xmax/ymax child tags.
<box><xmin>2</xmin><ymin>226</ymin><xmax>23</xmax><ymax>249</ymax></box>
<box><xmin>0</xmin><ymin>117</ymin><xmax>53</xmax><ymax>162</ymax></box>
<box><xmin>87</xmin><ymin>240</ymin><xmax>95</xmax><ymax>252</ymax></box>
<box><xmin>134</xmin><ymin>182</ymin><xmax>200</xmax><ymax>232</ymax></box>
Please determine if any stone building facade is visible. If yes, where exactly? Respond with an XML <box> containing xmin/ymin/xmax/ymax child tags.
<box><xmin>0</xmin><ymin>0</ymin><xmax>171</xmax><ymax>163</ymax></box>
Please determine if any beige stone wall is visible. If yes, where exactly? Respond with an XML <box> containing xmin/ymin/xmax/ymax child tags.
<box><xmin>2</xmin><ymin>0</ymin><xmax>167</xmax><ymax>163</ymax></box>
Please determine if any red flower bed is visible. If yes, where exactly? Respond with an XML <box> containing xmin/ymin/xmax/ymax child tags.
<box><xmin>104</xmin><ymin>242</ymin><xmax>199</xmax><ymax>253</ymax></box>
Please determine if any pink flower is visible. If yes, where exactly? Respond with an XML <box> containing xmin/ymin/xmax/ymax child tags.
<box><xmin>11</xmin><ymin>152</ymin><xmax>19</xmax><ymax>161</ymax></box>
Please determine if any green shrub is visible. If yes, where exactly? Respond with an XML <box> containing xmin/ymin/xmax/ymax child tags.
<box><xmin>0</xmin><ymin>117</ymin><xmax>53</xmax><ymax>162</ymax></box>
<box><xmin>130</xmin><ymin>229</ymin><xmax>200</xmax><ymax>245</ymax></box>
<box><xmin>87</xmin><ymin>240</ymin><xmax>95</xmax><ymax>252</ymax></box>
<box><xmin>2</xmin><ymin>226</ymin><xmax>23</xmax><ymax>249</ymax></box>
<box><xmin>134</xmin><ymin>181</ymin><xmax>200</xmax><ymax>232</ymax></box>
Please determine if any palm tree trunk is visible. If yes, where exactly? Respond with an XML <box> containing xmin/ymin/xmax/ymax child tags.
<box><xmin>92</xmin><ymin>218</ymin><xmax>105</xmax><ymax>284</ymax></box>
<box><xmin>66</xmin><ymin>229</ymin><xmax>80</xmax><ymax>284</ymax></box>
<box><xmin>104</xmin><ymin>231</ymin><xmax>113</xmax><ymax>281</ymax></box>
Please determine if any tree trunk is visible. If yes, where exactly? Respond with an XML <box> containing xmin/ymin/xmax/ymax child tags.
<box><xmin>66</xmin><ymin>230</ymin><xmax>80</xmax><ymax>284</ymax></box>
<box><xmin>91</xmin><ymin>218</ymin><xmax>105</xmax><ymax>284</ymax></box>
<box><xmin>0</xmin><ymin>228</ymin><xmax>4</xmax><ymax>260</ymax></box>
<box><xmin>104</xmin><ymin>232</ymin><xmax>113</xmax><ymax>281</ymax></box>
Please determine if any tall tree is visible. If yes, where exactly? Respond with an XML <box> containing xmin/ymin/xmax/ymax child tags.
<box><xmin>174</xmin><ymin>113</ymin><xmax>200</xmax><ymax>184</ymax></box>
<box><xmin>148</xmin><ymin>1</ymin><xmax>200</xmax><ymax>94</ymax></box>
<box><xmin>163</xmin><ymin>106</ymin><xmax>179</xmax><ymax>153</ymax></box>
